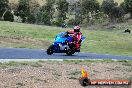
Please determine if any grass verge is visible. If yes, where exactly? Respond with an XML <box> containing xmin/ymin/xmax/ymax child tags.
<box><xmin>0</xmin><ymin>21</ymin><xmax>132</xmax><ymax>56</ymax></box>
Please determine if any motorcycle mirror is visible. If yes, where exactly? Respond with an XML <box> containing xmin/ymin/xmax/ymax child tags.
<box><xmin>55</xmin><ymin>36</ymin><xmax>57</xmax><ymax>40</ymax></box>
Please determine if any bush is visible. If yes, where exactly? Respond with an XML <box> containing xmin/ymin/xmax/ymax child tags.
<box><xmin>101</xmin><ymin>0</ymin><xmax>117</xmax><ymax>21</ymax></box>
<box><xmin>16</xmin><ymin>0</ymin><xmax>30</xmax><ymax>20</ymax></box>
<box><xmin>3</xmin><ymin>11</ymin><xmax>14</xmax><ymax>22</ymax></box>
<box><xmin>67</xmin><ymin>19</ymin><xmax>75</xmax><ymax>26</ymax></box>
<box><xmin>0</xmin><ymin>0</ymin><xmax>9</xmax><ymax>18</ymax></box>
<box><xmin>36</xmin><ymin>11</ymin><xmax>51</xmax><ymax>25</ymax></box>
<box><xmin>68</xmin><ymin>19</ymin><xmax>80</xmax><ymax>26</ymax></box>
<box><xmin>124</xmin><ymin>0</ymin><xmax>132</xmax><ymax>18</ymax></box>
<box><xmin>56</xmin><ymin>0</ymin><xmax>69</xmax><ymax>20</ymax></box>
<box><xmin>53</xmin><ymin>18</ymin><xmax>64</xmax><ymax>27</ymax></box>
<box><xmin>120</xmin><ymin>2</ymin><xmax>128</xmax><ymax>14</ymax></box>
<box><xmin>111</xmin><ymin>6</ymin><xmax>125</xmax><ymax>22</ymax></box>
<box><xmin>27</xmin><ymin>14</ymin><xmax>36</xmax><ymax>24</ymax></box>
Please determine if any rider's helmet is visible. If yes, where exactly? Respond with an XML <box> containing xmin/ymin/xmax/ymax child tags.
<box><xmin>74</xmin><ymin>26</ymin><xmax>80</xmax><ymax>32</ymax></box>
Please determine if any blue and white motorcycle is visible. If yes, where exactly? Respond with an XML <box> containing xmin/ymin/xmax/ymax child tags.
<box><xmin>47</xmin><ymin>32</ymin><xmax>85</xmax><ymax>55</ymax></box>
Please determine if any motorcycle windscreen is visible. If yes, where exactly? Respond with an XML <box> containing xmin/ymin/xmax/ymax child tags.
<box><xmin>54</xmin><ymin>32</ymin><xmax>68</xmax><ymax>42</ymax></box>
<box><xmin>55</xmin><ymin>37</ymin><xmax>67</xmax><ymax>43</ymax></box>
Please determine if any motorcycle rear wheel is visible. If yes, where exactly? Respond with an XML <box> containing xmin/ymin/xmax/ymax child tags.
<box><xmin>66</xmin><ymin>49</ymin><xmax>75</xmax><ymax>56</ymax></box>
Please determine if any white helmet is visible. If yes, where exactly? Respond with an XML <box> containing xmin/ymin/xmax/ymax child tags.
<box><xmin>74</xmin><ymin>26</ymin><xmax>80</xmax><ymax>32</ymax></box>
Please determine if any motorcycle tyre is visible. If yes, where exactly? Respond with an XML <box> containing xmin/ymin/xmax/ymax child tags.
<box><xmin>66</xmin><ymin>49</ymin><xmax>75</xmax><ymax>56</ymax></box>
<box><xmin>47</xmin><ymin>45</ymin><xmax>54</xmax><ymax>55</ymax></box>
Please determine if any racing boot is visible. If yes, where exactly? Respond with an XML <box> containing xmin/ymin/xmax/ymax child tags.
<box><xmin>76</xmin><ymin>44</ymin><xmax>80</xmax><ymax>52</ymax></box>
<box><xmin>76</xmin><ymin>48</ymin><xmax>80</xmax><ymax>52</ymax></box>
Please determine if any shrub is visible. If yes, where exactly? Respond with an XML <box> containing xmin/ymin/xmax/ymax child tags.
<box><xmin>0</xmin><ymin>0</ymin><xmax>9</xmax><ymax>18</ymax></box>
<box><xmin>68</xmin><ymin>19</ymin><xmax>81</xmax><ymax>26</ymax></box>
<box><xmin>124</xmin><ymin>0</ymin><xmax>132</xmax><ymax>18</ymax></box>
<box><xmin>37</xmin><ymin>11</ymin><xmax>51</xmax><ymax>25</ymax></box>
<box><xmin>67</xmin><ymin>19</ymin><xmax>75</xmax><ymax>26</ymax></box>
<box><xmin>101</xmin><ymin>0</ymin><xmax>117</xmax><ymax>22</ymax></box>
<box><xmin>14</xmin><ymin>0</ymin><xmax>32</xmax><ymax>23</ymax></box>
<box><xmin>53</xmin><ymin>18</ymin><xmax>64</xmax><ymax>27</ymax></box>
<box><xmin>56</xmin><ymin>0</ymin><xmax>69</xmax><ymax>20</ymax></box>
<box><xmin>111</xmin><ymin>6</ymin><xmax>125</xmax><ymax>22</ymax></box>
<box><xmin>27</xmin><ymin>14</ymin><xmax>36</xmax><ymax>24</ymax></box>
<box><xmin>3</xmin><ymin>11</ymin><xmax>14</xmax><ymax>22</ymax></box>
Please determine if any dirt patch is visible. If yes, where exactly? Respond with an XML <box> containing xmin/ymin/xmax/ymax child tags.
<box><xmin>0</xmin><ymin>35</ymin><xmax>50</xmax><ymax>47</ymax></box>
<box><xmin>0</xmin><ymin>61</ymin><xmax>131</xmax><ymax>88</ymax></box>
<box><xmin>91</xmin><ymin>62</ymin><xmax>132</xmax><ymax>79</ymax></box>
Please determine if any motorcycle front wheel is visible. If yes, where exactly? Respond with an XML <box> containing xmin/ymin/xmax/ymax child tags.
<box><xmin>47</xmin><ymin>45</ymin><xmax>54</xmax><ymax>55</ymax></box>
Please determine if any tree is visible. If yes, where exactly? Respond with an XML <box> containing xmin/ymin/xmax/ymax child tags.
<box><xmin>0</xmin><ymin>0</ymin><xmax>9</xmax><ymax>19</ymax></box>
<box><xmin>28</xmin><ymin>0</ymin><xmax>40</xmax><ymax>17</ymax></box>
<box><xmin>27</xmin><ymin>14</ymin><xmax>36</xmax><ymax>24</ymax></box>
<box><xmin>37</xmin><ymin>11</ymin><xmax>51</xmax><ymax>25</ymax></box>
<box><xmin>3</xmin><ymin>11</ymin><xmax>14</xmax><ymax>22</ymax></box>
<box><xmin>101</xmin><ymin>0</ymin><xmax>117</xmax><ymax>22</ymax></box>
<box><xmin>124</xmin><ymin>0</ymin><xmax>132</xmax><ymax>18</ymax></box>
<box><xmin>81</xmin><ymin>0</ymin><xmax>100</xmax><ymax>14</ymax></box>
<box><xmin>15</xmin><ymin>0</ymin><xmax>40</xmax><ymax>23</ymax></box>
<box><xmin>41</xmin><ymin>0</ymin><xmax>55</xmax><ymax>20</ymax></box>
<box><xmin>74</xmin><ymin>1</ymin><xmax>83</xmax><ymax>25</ymax></box>
<box><xmin>15</xmin><ymin>0</ymin><xmax>30</xmax><ymax>23</ymax></box>
<box><xmin>37</xmin><ymin>0</ymin><xmax>55</xmax><ymax>25</ymax></box>
<box><xmin>81</xmin><ymin>0</ymin><xmax>100</xmax><ymax>24</ymax></box>
<box><xmin>111</xmin><ymin>6</ymin><xmax>125</xmax><ymax>22</ymax></box>
<box><xmin>56</xmin><ymin>0</ymin><xmax>69</xmax><ymax>20</ymax></box>
<box><xmin>120</xmin><ymin>2</ymin><xmax>128</xmax><ymax>14</ymax></box>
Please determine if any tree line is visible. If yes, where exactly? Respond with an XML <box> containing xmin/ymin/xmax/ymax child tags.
<box><xmin>0</xmin><ymin>0</ymin><xmax>132</xmax><ymax>26</ymax></box>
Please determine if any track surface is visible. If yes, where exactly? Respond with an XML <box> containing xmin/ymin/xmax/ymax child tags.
<box><xmin>0</xmin><ymin>48</ymin><xmax>132</xmax><ymax>60</ymax></box>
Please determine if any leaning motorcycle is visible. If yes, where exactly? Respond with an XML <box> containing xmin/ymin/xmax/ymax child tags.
<box><xmin>47</xmin><ymin>32</ymin><xmax>85</xmax><ymax>55</ymax></box>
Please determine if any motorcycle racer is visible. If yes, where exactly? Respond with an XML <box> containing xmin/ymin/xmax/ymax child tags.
<box><xmin>67</xmin><ymin>26</ymin><xmax>82</xmax><ymax>52</ymax></box>
<box><xmin>47</xmin><ymin>26</ymin><xmax>85</xmax><ymax>55</ymax></box>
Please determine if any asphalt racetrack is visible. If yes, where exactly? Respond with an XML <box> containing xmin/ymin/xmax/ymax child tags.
<box><xmin>0</xmin><ymin>48</ymin><xmax>132</xmax><ymax>60</ymax></box>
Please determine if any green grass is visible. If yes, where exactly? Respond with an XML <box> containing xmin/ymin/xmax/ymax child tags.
<box><xmin>0</xmin><ymin>21</ymin><xmax>66</xmax><ymax>49</ymax></box>
<box><xmin>81</xmin><ymin>26</ymin><xmax>132</xmax><ymax>56</ymax></box>
<box><xmin>64</xmin><ymin>59</ymin><xmax>132</xmax><ymax>63</ymax></box>
<box><xmin>0</xmin><ymin>21</ymin><xmax>132</xmax><ymax>56</ymax></box>
<box><xmin>0</xmin><ymin>61</ymin><xmax>42</xmax><ymax>68</ymax></box>
<box><xmin>1</xmin><ymin>60</ymin><xmax>132</xmax><ymax>68</ymax></box>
